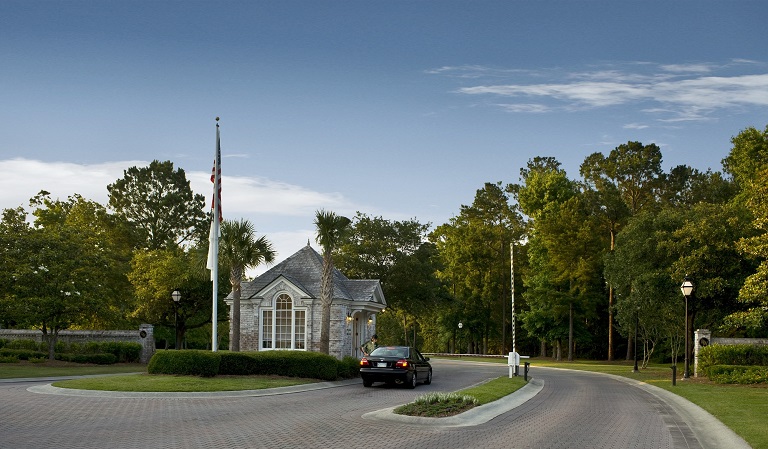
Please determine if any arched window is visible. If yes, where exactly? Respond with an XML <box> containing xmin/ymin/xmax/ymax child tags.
<box><xmin>261</xmin><ymin>294</ymin><xmax>306</xmax><ymax>350</ymax></box>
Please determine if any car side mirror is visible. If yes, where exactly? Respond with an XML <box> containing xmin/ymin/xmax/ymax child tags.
<box><xmin>425</xmin><ymin>357</ymin><xmax>430</xmax><ymax>361</ymax></box>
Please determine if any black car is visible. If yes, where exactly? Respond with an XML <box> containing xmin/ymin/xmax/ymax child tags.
<box><xmin>359</xmin><ymin>346</ymin><xmax>432</xmax><ymax>388</ymax></box>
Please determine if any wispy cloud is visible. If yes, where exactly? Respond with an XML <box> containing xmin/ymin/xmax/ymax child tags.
<box><xmin>435</xmin><ymin>61</ymin><xmax>768</xmax><ymax>122</ymax></box>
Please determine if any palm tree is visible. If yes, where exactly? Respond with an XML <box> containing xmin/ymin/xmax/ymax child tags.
<box><xmin>314</xmin><ymin>210</ymin><xmax>351</xmax><ymax>355</ymax></box>
<box><xmin>219</xmin><ymin>219</ymin><xmax>276</xmax><ymax>352</ymax></box>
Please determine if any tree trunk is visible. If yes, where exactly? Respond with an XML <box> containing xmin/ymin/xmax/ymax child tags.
<box><xmin>608</xmin><ymin>286</ymin><xmax>614</xmax><ymax>361</ymax></box>
<box><xmin>229</xmin><ymin>267</ymin><xmax>243</xmax><ymax>352</ymax></box>
<box><xmin>319</xmin><ymin>252</ymin><xmax>334</xmax><ymax>355</ymax></box>
<box><xmin>568</xmin><ymin>301</ymin><xmax>574</xmax><ymax>362</ymax></box>
<box><xmin>540</xmin><ymin>340</ymin><xmax>547</xmax><ymax>357</ymax></box>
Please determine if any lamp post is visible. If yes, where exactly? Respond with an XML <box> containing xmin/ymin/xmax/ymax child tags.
<box><xmin>680</xmin><ymin>278</ymin><xmax>694</xmax><ymax>379</ymax></box>
<box><xmin>633</xmin><ymin>306</ymin><xmax>640</xmax><ymax>373</ymax></box>
<box><xmin>171</xmin><ymin>290</ymin><xmax>181</xmax><ymax>350</ymax></box>
<box><xmin>458</xmin><ymin>322</ymin><xmax>463</xmax><ymax>354</ymax></box>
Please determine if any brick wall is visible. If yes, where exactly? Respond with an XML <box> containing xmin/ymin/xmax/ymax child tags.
<box><xmin>0</xmin><ymin>324</ymin><xmax>155</xmax><ymax>363</ymax></box>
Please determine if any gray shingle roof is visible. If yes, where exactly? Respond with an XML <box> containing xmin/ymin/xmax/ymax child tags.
<box><xmin>236</xmin><ymin>244</ymin><xmax>382</xmax><ymax>303</ymax></box>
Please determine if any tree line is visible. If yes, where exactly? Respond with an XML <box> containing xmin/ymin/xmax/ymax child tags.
<box><xmin>2</xmin><ymin>125</ymin><xmax>766</xmax><ymax>363</ymax></box>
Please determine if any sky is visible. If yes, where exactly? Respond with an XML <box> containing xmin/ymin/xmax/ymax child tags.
<box><xmin>2</xmin><ymin>1</ymin><xmax>767</xmax><ymax>276</ymax></box>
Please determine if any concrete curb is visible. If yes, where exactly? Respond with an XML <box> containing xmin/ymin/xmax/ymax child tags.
<box><xmin>27</xmin><ymin>378</ymin><xmax>361</xmax><ymax>399</ymax></box>
<box><xmin>361</xmin><ymin>377</ymin><xmax>545</xmax><ymax>428</ymax></box>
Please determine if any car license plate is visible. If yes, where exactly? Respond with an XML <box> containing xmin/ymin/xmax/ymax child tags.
<box><xmin>376</xmin><ymin>362</ymin><xmax>387</xmax><ymax>367</ymax></box>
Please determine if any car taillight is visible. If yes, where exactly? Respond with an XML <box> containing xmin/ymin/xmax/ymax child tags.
<box><xmin>360</xmin><ymin>357</ymin><xmax>370</xmax><ymax>367</ymax></box>
<box><xmin>395</xmin><ymin>359</ymin><xmax>409</xmax><ymax>368</ymax></box>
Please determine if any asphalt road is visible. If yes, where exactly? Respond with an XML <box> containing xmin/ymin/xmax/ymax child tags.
<box><xmin>0</xmin><ymin>359</ymin><xmax>751</xmax><ymax>449</ymax></box>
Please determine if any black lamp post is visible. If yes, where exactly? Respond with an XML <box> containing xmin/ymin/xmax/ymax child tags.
<box><xmin>680</xmin><ymin>278</ymin><xmax>694</xmax><ymax>379</ymax></box>
<box><xmin>458</xmin><ymin>322</ymin><xmax>463</xmax><ymax>354</ymax></box>
<box><xmin>633</xmin><ymin>306</ymin><xmax>640</xmax><ymax>373</ymax></box>
<box><xmin>171</xmin><ymin>290</ymin><xmax>181</xmax><ymax>350</ymax></box>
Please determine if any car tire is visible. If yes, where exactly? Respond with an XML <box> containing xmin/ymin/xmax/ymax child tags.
<box><xmin>363</xmin><ymin>378</ymin><xmax>373</xmax><ymax>387</ymax></box>
<box><xmin>424</xmin><ymin>369</ymin><xmax>432</xmax><ymax>385</ymax></box>
<box><xmin>407</xmin><ymin>372</ymin><xmax>417</xmax><ymax>389</ymax></box>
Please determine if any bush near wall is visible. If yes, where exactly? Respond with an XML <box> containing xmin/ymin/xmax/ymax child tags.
<box><xmin>56</xmin><ymin>353</ymin><xmax>118</xmax><ymax>365</ymax></box>
<box><xmin>706</xmin><ymin>365</ymin><xmax>768</xmax><ymax>384</ymax></box>
<box><xmin>148</xmin><ymin>350</ymin><xmax>221</xmax><ymax>377</ymax></box>
<box><xmin>0</xmin><ymin>340</ymin><xmax>141</xmax><ymax>364</ymax></box>
<box><xmin>149</xmin><ymin>350</ymin><xmax>360</xmax><ymax>380</ymax></box>
<box><xmin>0</xmin><ymin>348</ymin><xmax>47</xmax><ymax>361</ymax></box>
<box><xmin>699</xmin><ymin>344</ymin><xmax>768</xmax><ymax>383</ymax></box>
<box><xmin>338</xmin><ymin>356</ymin><xmax>361</xmax><ymax>379</ymax></box>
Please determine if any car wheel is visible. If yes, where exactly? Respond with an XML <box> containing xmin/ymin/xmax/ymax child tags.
<box><xmin>363</xmin><ymin>378</ymin><xmax>373</xmax><ymax>387</ymax></box>
<box><xmin>424</xmin><ymin>369</ymin><xmax>432</xmax><ymax>385</ymax></box>
<box><xmin>407</xmin><ymin>372</ymin><xmax>417</xmax><ymax>389</ymax></box>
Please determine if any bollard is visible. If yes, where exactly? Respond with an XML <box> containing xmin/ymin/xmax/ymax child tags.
<box><xmin>671</xmin><ymin>365</ymin><xmax>677</xmax><ymax>386</ymax></box>
<box><xmin>524</xmin><ymin>362</ymin><xmax>530</xmax><ymax>381</ymax></box>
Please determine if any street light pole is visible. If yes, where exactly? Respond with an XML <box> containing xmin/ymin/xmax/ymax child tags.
<box><xmin>458</xmin><ymin>322</ymin><xmax>463</xmax><ymax>354</ymax></box>
<box><xmin>680</xmin><ymin>278</ymin><xmax>694</xmax><ymax>379</ymax></box>
<box><xmin>172</xmin><ymin>290</ymin><xmax>181</xmax><ymax>350</ymax></box>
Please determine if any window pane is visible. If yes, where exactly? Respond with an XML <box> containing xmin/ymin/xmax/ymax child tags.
<box><xmin>295</xmin><ymin>310</ymin><xmax>305</xmax><ymax>350</ymax></box>
<box><xmin>276</xmin><ymin>295</ymin><xmax>292</xmax><ymax>349</ymax></box>
<box><xmin>262</xmin><ymin>311</ymin><xmax>273</xmax><ymax>349</ymax></box>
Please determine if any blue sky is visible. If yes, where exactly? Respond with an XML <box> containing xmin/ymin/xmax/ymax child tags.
<box><xmin>2</xmin><ymin>1</ymin><xmax>767</xmax><ymax>274</ymax></box>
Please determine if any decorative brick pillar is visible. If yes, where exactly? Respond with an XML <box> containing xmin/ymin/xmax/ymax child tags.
<box><xmin>694</xmin><ymin>328</ymin><xmax>711</xmax><ymax>377</ymax></box>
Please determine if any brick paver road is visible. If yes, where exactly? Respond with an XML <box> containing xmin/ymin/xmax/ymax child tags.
<box><xmin>0</xmin><ymin>360</ymin><xmax>749</xmax><ymax>449</ymax></box>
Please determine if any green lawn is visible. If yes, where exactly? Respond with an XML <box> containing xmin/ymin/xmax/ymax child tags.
<box><xmin>53</xmin><ymin>373</ymin><xmax>316</xmax><ymax>392</ymax></box>
<box><xmin>0</xmin><ymin>361</ymin><xmax>145</xmax><ymax>379</ymax></box>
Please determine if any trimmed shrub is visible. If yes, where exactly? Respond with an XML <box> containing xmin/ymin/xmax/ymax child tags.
<box><xmin>5</xmin><ymin>339</ymin><xmax>40</xmax><ymax>351</ymax></box>
<box><xmin>338</xmin><ymin>356</ymin><xmax>361</xmax><ymax>379</ymax></box>
<box><xmin>56</xmin><ymin>353</ymin><xmax>118</xmax><ymax>365</ymax></box>
<box><xmin>218</xmin><ymin>352</ymin><xmax>263</xmax><ymax>375</ymax></box>
<box><xmin>147</xmin><ymin>350</ymin><xmax>220</xmax><ymax>377</ymax></box>
<box><xmin>0</xmin><ymin>355</ymin><xmax>20</xmax><ymax>363</ymax></box>
<box><xmin>0</xmin><ymin>348</ymin><xmax>47</xmax><ymax>360</ymax></box>
<box><xmin>217</xmin><ymin>351</ymin><xmax>341</xmax><ymax>380</ymax></box>
<box><xmin>98</xmin><ymin>342</ymin><xmax>142</xmax><ymax>363</ymax></box>
<box><xmin>0</xmin><ymin>339</ymin><xmax>8</xmax><ymax>349</ymax></box>
<box><xmin>698</xmin><ymin>344</ymin><xmax>768</xmax><ymax>378</ymax></box>
<box><xmin>707</xmin><ymin>364</ymin><xmax>768</xmax><ymax>384</ymax></box>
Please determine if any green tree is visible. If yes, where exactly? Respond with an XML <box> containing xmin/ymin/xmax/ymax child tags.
<box><xmin>219</xmin><ymin>219</ymin><xmax>276</xmax><ymax>352</ymax></box>
<box><xmin>314</xmin><ymin>210</ymin><xmax>352</xmax><ymax>355</ymax></box>
<box><xmin>580</xmin><ymin>141</ymin><xmax>665</xmax><ymax>215</ymax></box>
<box><xmin>722</xmin><ymin>125</ymin><xmax>768</xmax><ymax>191</ymax></box>
<box><xmin>580</xmin><ymin>141</ymin><xmax>665</xmax><ymax>360</ymax></box>
<box><xmin>335</xmin><ymin>213</ymin><xmax>441</xmax><ymax>348</ymax></box>
<box><xmin>107</xmin><ymin>160</ymin><xmax>208</xmax><ymax>249</ymax></box>
<box><xmin>721</xmin><ymin>125</ymin><xmax>768</xmax><ymax>333</ymax></box>
<box><xmin>512</xmin><ymin>159</ymin><xmax>580</xmax><ymax>359</ymax></box>
<box><xmin>431</xmin><ymin>182</ymin><xmax>523</xmax><ymax>354</ymax></box>
<box><xmin>128</xmin><ymin>247</ymin><xmax>227</xmax><ymax>348</ymax></box>
<box><xmin>0</xmin><ymin>193</ymin><xmax>125</xmax><ymax>359</ymax></box>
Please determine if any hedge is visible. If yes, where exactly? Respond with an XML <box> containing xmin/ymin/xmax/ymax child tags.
<box><xmin>218</xmin><ymin>351</ymin><xmax>339</xmax><ymax>380</ymax></box>
<box><xmin>0</xmin><ymin>348</ymin><xmax>48</xmax><ymax>360</ymax></box>
<box><xmin>56</xmin><ymin>353</ymin><xmax>118</xmax><ymax>365</ymax></box>
<box><xmin>148</xmin><ymin>350</ymin><xmax>220</xmax><ymax>377</ymax></box>
<box><xmin>698</xmin><ymin>344</ymin><xmax>768</xmax><ymax>379</ymax></box>
<box><xmin>149</xmin><ymin>350</ymin><xmax>360</xmax><ymax>380</ymax></box>
<box><xmin>706</xmin><ymin>364</ymin><xmax>768</xmax><ymax>384</ymax></box>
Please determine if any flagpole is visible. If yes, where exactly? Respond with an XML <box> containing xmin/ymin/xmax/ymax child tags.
<box><xmin>208</xmin><ymin>117</ymin><xmax>222</xmax><ymax>352</ymax></box>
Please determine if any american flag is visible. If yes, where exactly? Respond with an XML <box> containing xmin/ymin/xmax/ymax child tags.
<box><xmin>207</xmin><ymin>122</ymin><xmax>222</xmax><ymax>276</ymax></box>
<box><xmin>210</xmin><ymin>124</ymin><xmax>222</xmax><ymax>223</ymax></box>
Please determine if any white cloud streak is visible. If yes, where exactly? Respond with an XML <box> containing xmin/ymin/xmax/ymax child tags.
<box><xmin>440</xmin><ymin>62</ymin><xmax>768</xmax><ymax>121</ymax></box>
